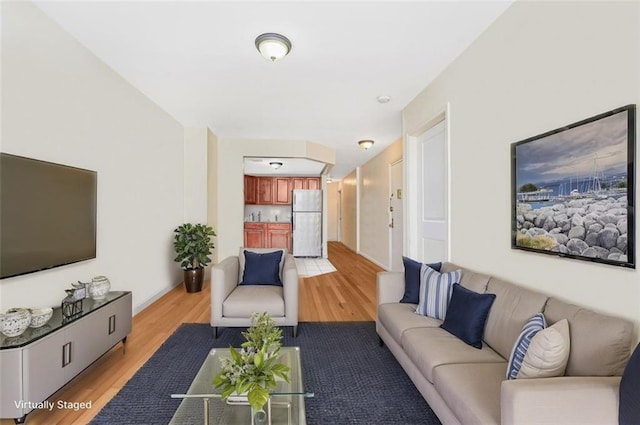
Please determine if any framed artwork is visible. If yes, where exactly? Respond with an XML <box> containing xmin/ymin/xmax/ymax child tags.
<box><xmin>511</xmin><ymin>105</ymin><xmax>636</xmax><ymax>268</ymax></box>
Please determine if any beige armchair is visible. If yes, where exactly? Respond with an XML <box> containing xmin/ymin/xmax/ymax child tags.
<box><xmin>211</xmin><ymin>248</ymin><xmax>299</xmax><ymax>338</ymax></box>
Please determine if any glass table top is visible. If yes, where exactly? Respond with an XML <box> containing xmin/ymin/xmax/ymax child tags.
<box><xmin>170</xmin><ymin>347</ymin><xmax>310</xmax><ymax>425</ymax></box>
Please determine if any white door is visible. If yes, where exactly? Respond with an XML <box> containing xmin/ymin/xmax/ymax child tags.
<box><xmin>418</xmin><ymin>121</ymin><xmax>447</xmax><ymax>262</ymax></box>
<box><xmin>389</xmin><ymin>160</ymin><xmax>404</xmax><ymax>271</ymax></box>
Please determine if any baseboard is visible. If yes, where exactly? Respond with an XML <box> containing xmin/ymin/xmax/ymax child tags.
<box><xmin>358</xmin><ymin>251</ymin><xmax>390</xmax><ymax>271</ymax></box>
<box><xmin>133</xmin><ymin>282</ymin><xmax>182</xmax><ymax>315</ymax></box>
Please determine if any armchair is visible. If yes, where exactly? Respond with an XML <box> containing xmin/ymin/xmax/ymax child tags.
<box><xmin>211</xmin><ymin>248</ymin><xmax>299</xmax><ymax>338</ymax></box>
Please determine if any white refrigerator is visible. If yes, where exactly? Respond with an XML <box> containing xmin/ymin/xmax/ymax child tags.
<box><xmin>292</xmin><ymin>189</ymin><xmax>322</xmax><ymax>257</ymax></box>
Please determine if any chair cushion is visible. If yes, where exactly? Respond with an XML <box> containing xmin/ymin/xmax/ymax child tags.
<box><xmin>619</xmin><ymin>343</ymin><xmax>640</xmax><ymax>425</ymax></box>
<box><xmin>241</xmin><ymin>250</ymin><xmax>283</xmax><ymax>286</ymax></box>
<box><xmin>222</xmin><ymin>285</ymin><xmax>285</xmax><ymax>318</ymax></box>
<box><xmin>377</xmin><ymin>302</ymin><xmax>441</xmax><ymax>346</ymax></box>
<box><xmin>400</xmin><ymin>256</ymin><xmax>441</xmax><ymax>304</ymax></box>
<box><xmin>238</xmin><ymin>248</ymin><xmax>286</xmax><ymax>284</ymax></box>
<box><xmin>440</xmin><ymin>284</ymin><xmax>496</xmax><ymax>349</ymax></box>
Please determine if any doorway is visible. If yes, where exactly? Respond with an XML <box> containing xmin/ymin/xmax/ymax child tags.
<box><xmin>389</xmin><ymin>160</ymin><xmax>404</xmax><ymax>271</ymax></box>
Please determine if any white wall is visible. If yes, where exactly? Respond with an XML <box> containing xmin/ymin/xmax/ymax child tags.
<box><xmin>183</xmin><ymin>127</ymin><xmax>209</xmax><ymax>224</ymax></box>
<box><xmin>214</xmin><ymin>138</ymin><xmax>335</xmax><ymax>261</ymax></box>
<box><xmin>207</xmin><ymin>129</ymin><xmax>219</xmax><ymax>264</ymax></box>
<box><xmin>403</xmin><ymin>1</ymin><xmax>640</xmax><ymax>337</ymax></box>
<box><xmin>359</xmin><ymin>138</ymin><xmax>403</xmax><ymax>269</ymax></box>
<box><xmin>326</xmin><ymin>182</ymin><xmax>340</xmax><ymax>241</ymax></box>
<box><xmin>1</xmin><ymin>2</ymin><xmax>185</xmax><ymax>313</ymax></box>
<box><xmin>340</xmin><ymin>171</ymin><xmax>358</xmax><ymax>252</ymax></box>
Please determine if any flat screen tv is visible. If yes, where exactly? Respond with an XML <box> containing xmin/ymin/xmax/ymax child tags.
<box><xmin>1</xmin><ymin>153</ymin><xmax>97</xmax><ymax>279</ymax></box>
<box><xmin>511</xmin><ymin>105</ymin><xmax>636</xmax><ymax>269</ymax></box>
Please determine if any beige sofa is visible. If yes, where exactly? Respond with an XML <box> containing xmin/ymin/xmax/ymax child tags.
<box><xmin>376</xmin><ymin>262</ymin><xmax>634</xmax><ymax>425</ymax></box>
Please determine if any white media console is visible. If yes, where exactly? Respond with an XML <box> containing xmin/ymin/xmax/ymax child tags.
<box><xmin>0</xmin><ymin>291</ymin><xmax>132</xmax><ymax>424</ymax></box>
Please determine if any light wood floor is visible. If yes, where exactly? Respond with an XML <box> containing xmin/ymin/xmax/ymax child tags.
<box><xmin>5</xmin><ymin>242</ymin><xmax>382</xmax><ymax>425</ymax></box>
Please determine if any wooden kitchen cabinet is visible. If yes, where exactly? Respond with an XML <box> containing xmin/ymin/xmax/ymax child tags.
<box><xmin>257</xmin><ymin>177</ymin><xmax>274</xmax><ymax>205</ymax></box>
<box><xmin>291</xmin><ymin>177</ymin><xmax>320</xmax><ymax>190</ymax></box>
<box><xmin>273</xmin><ymin>177</ymin><xmax>291</xmax><ymax>204</ymax></box>
<box><xmin>291</xmin><ymin>177</ymin><xmax>305</xmax><ymax>191</ymax></box>
<box><xmin>267</xmin><ymin>223</ymin><xmax>291</xmax><ymax>252</ymax></box>
<box><xmin>244</xmin><ymin>175</ymin><xmax>257</xmax><ymax>204</ymax></box>
<box><xmin>306</xmin><ymin>177</ymin><xmax>321</xmax><ymax>190</ymax></box>
<box><xmin>244</xmin><ymin>223</ymin><xmax>266</xmax><ymax>248</ymax></box>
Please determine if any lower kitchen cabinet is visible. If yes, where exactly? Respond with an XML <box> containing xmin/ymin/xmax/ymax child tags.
<box><xmin>244</xmin><ymin>223</ymin><xmax>292</xmax><ymax>252</ymax></box>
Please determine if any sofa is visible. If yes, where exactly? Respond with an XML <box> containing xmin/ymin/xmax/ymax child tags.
<box><xmin>376</xmin><ymin>262</ymin><xmax>635</xmax><ymax>425</ymax></box>
<box><xmin>211</xmin><ymin>248</ymin><xmax>299</xmax><ymax>337</ymax></box>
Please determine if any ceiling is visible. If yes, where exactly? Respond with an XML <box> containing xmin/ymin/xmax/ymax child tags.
<box><xmin>35</xmin><ymin>1</ymin><xmax>513</xmax><ymax>179</ymax></box>
<box><xmin>244</xmin><ymin>157</ymin><xmax>326</xmax><ymax>176</ymax></box>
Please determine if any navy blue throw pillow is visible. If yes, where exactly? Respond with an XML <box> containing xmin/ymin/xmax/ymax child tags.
<box><xmin>620</xmin><ymin>343</ymin><xmax>640</xmax><ymax>425</ymax></box>
<box><xmin>440</xmin><ymin>284</ymin><xmax>495</xmax><ymax>349</ymax></box>
<box><xmin>400</xmin><ymin>257</ymin><xmax>442</xmax><ymax>304</ymax></box>
<box><xmin>241</xmin><ymin>250</ymin><xmax>283</xmax><ymax>286</ymax></box>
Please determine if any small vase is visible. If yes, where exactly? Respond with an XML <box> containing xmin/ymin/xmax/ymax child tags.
<box><xmin>89</xmin><ymin>276</ymin><xmax>111</xmax><ymax>300</ymax></box>
<box><xmin>251</xmin><ymin>406</ymin><xmax>268</xmax><ymax>425</ymax></box>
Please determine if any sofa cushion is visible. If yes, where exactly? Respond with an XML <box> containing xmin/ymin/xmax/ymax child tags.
<box><xmin>441</xmin><ymin>262</ymin><xmax>491</xmax><ymax>294</ymax></box>
<box><xmin>517</xmin><ymin>319</ymin><xmax>570</xmax><ymax>379</ymax></box>
<box><xmin>416</xmin><ymin>266</ymin><xmax>461</xmax><ymax>319</ymax></box>
<box><xmin>400</xmin><ymin>257</ymin><xmax>441</xmax><ymax>304</ymax></box>
<box><xmin>222</xmin><ymin>285</ymin><xmax>285</xmax><ymax>317</ymax></box>
<box><xmin>377</xmin><ymin>303</ymin><xmax>441</xmax><ymax>345</ymax></box>
<box><xmin>544</xmin><ymin>297</ymin><xmax>633</xmax><ymax>376</ymax></box>
<box><xmin>483</xmin><ymin>278</ymin><xmax>549</xmax><ymax>359</ymax></box>
<box><xmin>238</xmin><ymin>248</ymin><xmax>286</xmax><ymax>284</ymax></box>
<box><xmin>619</xmin><ymin>343</ymin><xmax>640</xmax><ymax>425</ymax></box>
<box><xmin>401</xmin><ymin>327</ymin><xmax>505</xmax><ymax>384</ymax></box>
<box><xmin>507</xmin><ymin>313</ymin><xmax>547</xmax><ymax>379</ymax></box>
<box><xmin>440</xmin><ymin>284</ymin><xmax>496</xmax><ymax>349</ymax></box>
<box><xmin>434</xmin><ymin>362</ymin><xmax>506</xmax><ymax>425</ymax></box>
<box><xmin>241</xmin><ymin>250</ymin><xmax>283</xmax><ymax>285</ymax></box>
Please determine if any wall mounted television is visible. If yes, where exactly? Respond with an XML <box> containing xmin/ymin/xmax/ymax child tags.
<box><xmin>511</xmin><ymin>104</ymin><xmax>636</xmax><ymax>269</ymax></box>
<box><xmin>1</xmin><ymin>153</ymin><xmax>97</xmax><ymax>279</ymax></box>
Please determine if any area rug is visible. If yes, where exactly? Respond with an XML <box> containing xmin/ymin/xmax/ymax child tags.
<box><xmin>91</xmin><ymin>322</ymin><xmax>441</xmax><ymax>425</ymax></box>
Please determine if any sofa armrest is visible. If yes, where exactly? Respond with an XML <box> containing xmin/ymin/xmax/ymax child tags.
<box><xmin>211</xmin><ymin>256</ymin><xmax>240</xmax><ymax>322</ymax></box>
<box><xmin>376</xmin><ymin>271</ymin><xmax>404</xmax><ymax>305</ymax></box>
<box><xmin>501</xmin><ymin>376</ymin><xmax>621</xmax><ymax>425</ymax></box>
<box><xmin>282</xmin><ymin>254</ymin><xmax>299</xmax><ymax>323</ymax></box>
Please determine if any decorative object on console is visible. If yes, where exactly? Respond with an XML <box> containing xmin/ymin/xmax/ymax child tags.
<box><xmin>400</xmin><ymin>256</ymin><xmax>441</xmax><ymax>304</ymax></box>
<box><xmin>213</xmin><ymin>312</ymin><xmax>291</xmax><ymax>417</ymax></box>
<box><xmin>173</xmin><ymin>223</ymin><xmax>216</xmax><ymax>293</ymax></box>
<box><xmin>89</xmin><ymin>276</ymin><xmax>111</xmax><ymax>300</ymax></box>
<box><xmin>0</xmin><ymin>308</ymin><xmax>31</xmax><ymax>337</ymax></box>
<box><xmin>28</xmin><ymin>307</ymin><xmax>53</xmax><ymax>328</ymax></box>
<box><xmin>439</xmin><ymin>283</ymin><xmax>496</xmax><ymax>349</ymax></box>
<box><xmin>61</xmin><ymin>290</ymin><xmax>83</xmax><ymax>321</ymax></box>
<box><xmin>71</xmin><ymin>280</ymin><xmax>91</xmax><ymax>299</ymax></box>
<box><xmin>415</xmin><ymin>265</ymin><xmax>461</xmax><ymax>320</ymax></box>
<box><xmin>512</xmin><ymin>104</ymin><xmax>636</xmax><ymax>268</ymax></box>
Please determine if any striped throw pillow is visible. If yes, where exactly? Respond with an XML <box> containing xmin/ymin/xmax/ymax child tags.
<box><xmin>506</xmin><ymin>313</ymin><xmax>547</xmax><ymax>379</ymax></box>
<box><xmin>415</xmin><ymin>265</ymin><xmax>461</xmax><ymax>320</ymax></box>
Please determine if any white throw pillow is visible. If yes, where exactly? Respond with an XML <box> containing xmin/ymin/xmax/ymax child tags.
<box><xmin>517</xmin><ymin>319</ymin><xmax>570</xmax><ymax>379</ymax></box>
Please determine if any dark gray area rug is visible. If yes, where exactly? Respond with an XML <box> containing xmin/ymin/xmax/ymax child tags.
<box><xmin>91</xmin><ymin>322</ymin><xmax>441</xmax><ymax>425</ymax></box>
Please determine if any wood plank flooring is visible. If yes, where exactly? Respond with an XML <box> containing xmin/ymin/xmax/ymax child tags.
<box><xmin>2</xmin><ymin>242</ymin><xmax>382</xmax><ymax>424</ymax></box>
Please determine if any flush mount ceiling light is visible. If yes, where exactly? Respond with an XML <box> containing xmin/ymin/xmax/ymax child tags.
<box><xmin>269</xmin><ymin>161</ymin><xmax>283</xmax><ymax>169</ymax></box>
<box><xmin>376</xmin><ymin>95</ymin><xmax>391</xmax><ymax>104</ymax></box>
<box><xmin>358</xmin><ymin>140</ymin><xmax>375</xmax><ymax>150</ymax></box>
<box><xmin>255</xmin><ymin>33</ymin><xmax>292</xmax><ymax>62</ymax></box>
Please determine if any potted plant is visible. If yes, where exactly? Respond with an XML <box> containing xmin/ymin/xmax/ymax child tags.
<box><xmin>213</xmin><ymin>312</ymin><xmax>290</xmax><ymax>420</ymax></box>
<box><xmin>173</xmin><ymin>223</ymin><xmax>216</xmax><ymax>293</ymax></box>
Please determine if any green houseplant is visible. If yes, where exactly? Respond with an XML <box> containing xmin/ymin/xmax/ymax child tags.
<box><xmin>173</xmin><ymin>223</ymin><xmax>216</xmax><ymax>293</ymax></box>
<box><xmin>213</xmin><ymin>312</ymin><xmax>290</xmax><ymax>417</ymax></box>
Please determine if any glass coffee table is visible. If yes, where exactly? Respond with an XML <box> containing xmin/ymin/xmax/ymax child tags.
<box><xmin>170</xmin><ymin>347</ymin><xmax>312</xmax><ymax>425</ymax></box>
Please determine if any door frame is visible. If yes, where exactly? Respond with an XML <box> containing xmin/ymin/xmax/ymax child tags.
<box><xmin>404</xmin><ymin>103</ymin><xmax>452</xmax><ymax>261</ymax></box>
<box><xmin>388</xmin><ymin>159</ymin><xmax>404</xmax><ymax>270</ymax></box>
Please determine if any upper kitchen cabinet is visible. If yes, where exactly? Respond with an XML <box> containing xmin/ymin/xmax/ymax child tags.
<box><xmin>257</xmin><ymin>177</ymin><xmax>275</xmax><ymax>205</ymax></box>
<box><xmin>306</xmin><ymin>177</ymin><xmax>320</xmax><ymax>190</ymax></box>
<box><xmin>291</xmin><ymin>177</ymin><xmax>320</xmax><ymax>190</ymax></box>
<box><xmin>244</xmin><ymin>175</ymin><xmax>257</xmax><ymax>204</ymax></box>
<box><xmin>273</xmin><ymin>177</ymin><xmax>291</xmax><ymax>205</ymax></box>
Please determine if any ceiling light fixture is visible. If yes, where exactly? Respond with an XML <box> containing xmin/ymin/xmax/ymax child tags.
<box><xmin>255</xmin><ymin>33</ymin><xmax>292</xmax><ymax>62</ymax></box>
<box><xmin>358</xmin><ymin>140</ymin><xmax>375</xmax><ymax>150</ymax></box>
<box><xmin>269</xmin><ymin>161</ymin><xmax>283</xmax><ymax>169</ymax></box>
<box><xmin>376</xmin><ymin>95</ymin><xmax>391</xmax><ymax>104</ymax></box>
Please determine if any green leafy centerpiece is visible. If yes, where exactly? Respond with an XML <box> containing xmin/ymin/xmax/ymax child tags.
<box><xmin>213</xmin><ymin>312</ymin><xmax>291</xmax><ymax>412</ymax></box>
